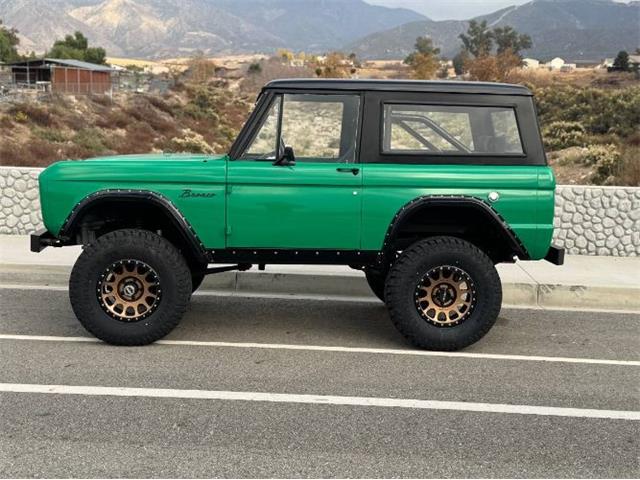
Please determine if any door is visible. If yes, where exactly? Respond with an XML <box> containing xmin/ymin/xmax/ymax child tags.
<box><xmin>227</xmin><ymin>92</ymin><xmax>362</xmax><ymax>249</ymax></box>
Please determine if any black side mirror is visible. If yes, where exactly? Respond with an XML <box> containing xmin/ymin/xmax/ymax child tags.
<box><xmin>274</xmin><ymin>146</ymin><xmax>296</xmax><ymax>166</ymax></box>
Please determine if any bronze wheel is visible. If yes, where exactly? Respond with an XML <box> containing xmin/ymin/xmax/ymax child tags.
<box><xmin>97</xmin><ymin>259</ymin><xmax>162</xmax><ymax>322</ymax></box>
<box><xmin>414</xmin><ymin>265</ymin><xmax>476</xmax><ymax>327</ymax></box>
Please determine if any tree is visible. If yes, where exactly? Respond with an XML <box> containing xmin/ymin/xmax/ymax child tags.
<box><xmin>404</xmin><ymin>36</ymin><xmax>441</xmax><ymax>79</ymax></box>
<box><xmin>493</xmin><ymin>26</ymin><xmax>532</xmax><ymax>56</ymax></box>
<box><xmin>48</xmin><ymin>31</ymin><xmax>106</xmax><ymax>65</ymax></box>
<box><xmin>612</xmin><ymin>50</ymin><xmax>630</xmax><ymax>72</ymax></box>
<box><xmin>459</xmin><ymin>20</ymin><xmax>493</xmax><ymax>58</ymax></box>
<box><xmin>0</xmin><ymin>19</ymin><xmax>21</xmax><ymax>63</ymax></box>
<box><xmin>460</xmin><ymin>22</ymin><xmax>533</xmax><ymax>81</ymax></box>
<box><xmin>452</xmin><ymin>50</ymin><xmax>468</xmax><ymax>75</ymax></box>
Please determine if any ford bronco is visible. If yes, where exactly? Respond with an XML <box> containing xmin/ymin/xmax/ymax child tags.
<box><xmin>31</xmin><ymin>79</ymin><xmax>564</xmax><ymax>350</ymax></box>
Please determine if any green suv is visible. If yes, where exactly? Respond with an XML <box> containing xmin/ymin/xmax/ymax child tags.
<box><xmin>32</xmin><ymin>79</ymin><xmax>563</xmax><ymax>350</ymax></box>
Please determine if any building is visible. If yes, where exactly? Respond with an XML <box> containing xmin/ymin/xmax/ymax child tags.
<box><xmin>545</xmin><ymin>57</ymin><xmax>566</xmax><ymax>70</ymax></box>
<box><xmin>522</xmin><ymin>58</ymin><xmax>540</xmax><ymax>69</ymax></box>
<box><xmin>8</xmin><ymin>58</ymin><xmax>114</xmax><ymax>94</ymax></box>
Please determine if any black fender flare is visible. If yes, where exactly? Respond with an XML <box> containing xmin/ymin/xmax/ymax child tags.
<box><xmin>59</xmin><ymin>189</ymin><xmax>209</xmax><ymax>265</ymax></box>
<box><xmin>381</xmin><ymin>195</ymin><xmax>530</xmax><ymax>260</ymax></box>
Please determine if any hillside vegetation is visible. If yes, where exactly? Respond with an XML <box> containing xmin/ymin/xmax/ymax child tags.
<box><xmin>1</xmin><ymin>78</ymin><xmax>638</xmax><ymax>186</ymax></box>
<box><xmin>0</xmin><ymin>83</ymin><xmax>252</xmax><ymax>166</ymax></box>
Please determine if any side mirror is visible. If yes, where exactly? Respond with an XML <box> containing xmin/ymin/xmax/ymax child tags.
<box><xmin>274</xmin><ymin>146</ymin><xmax>296</xmax><ymax>166</ymax></box>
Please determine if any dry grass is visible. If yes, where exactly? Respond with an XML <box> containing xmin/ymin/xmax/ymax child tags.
<box><xmin>0</xmin><ymin>82</ymin><xmax>251</xmax><ymax>168</ymax></box>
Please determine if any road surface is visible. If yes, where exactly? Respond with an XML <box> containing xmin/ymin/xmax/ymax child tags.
<box><xmin>1</xmin><ymin>285</ymin><xmax>638</xmax><ymax>477</ymax></box>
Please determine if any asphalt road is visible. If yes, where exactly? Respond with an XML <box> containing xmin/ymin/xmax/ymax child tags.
<box><xmin>1</xmin><ymin>285</ymin><xmax>639</xmax><ymax>478</ymax></box>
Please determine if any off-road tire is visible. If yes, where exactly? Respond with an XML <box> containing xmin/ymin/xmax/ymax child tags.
<box><xmin>385</xmin><ymin>236</ymin><xmax>502</xmax><ymax>351</ymax></box>
<box><xmin>365</xmin><ymin>268</ymin><xmax>387</xmax><ymax>302</ymax></box>
<box><xmin>69</xmin><ymin>229</ymin><xmax>192</xmax><ymax>345</ymax></box>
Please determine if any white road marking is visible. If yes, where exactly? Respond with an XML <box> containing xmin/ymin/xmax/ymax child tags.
<box><xmin>0</xmin><ymin>334</ymin><xmax>638</xmax><ymax>366</ymax></box>
<box><xmin>0</xmin><ymin>383</ymin><xmax>638</xmax><ymax>420</ymax></box>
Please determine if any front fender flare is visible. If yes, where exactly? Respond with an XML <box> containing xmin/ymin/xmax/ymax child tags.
<box><xmin>59</xmin><ymin>189</ymin><xmax>208</xmax><ymax>264</ymax></box>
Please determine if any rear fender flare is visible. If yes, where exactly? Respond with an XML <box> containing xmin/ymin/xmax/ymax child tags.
<box><xmin>382</xmin><ymin>195</ymin><xmax>529</xmax><ymax>260</ymax></box>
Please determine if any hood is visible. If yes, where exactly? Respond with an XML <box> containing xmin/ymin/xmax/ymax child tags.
<box><xmin>74</xmin><ymin>152</ymin><xmax>227</xmax><ymax>164</ymax></box>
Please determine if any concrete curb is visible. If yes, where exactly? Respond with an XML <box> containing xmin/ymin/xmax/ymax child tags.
<box><xmin>1</xmin><ymin>263</ymin><xmax>638</xmax><ymax>313</ymax></box>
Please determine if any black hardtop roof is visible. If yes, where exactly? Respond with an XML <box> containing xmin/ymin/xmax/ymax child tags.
<box><xmin>264</xmin><ymin>78</ymin><xmax>532</xmax><ymax>96</ymax></box>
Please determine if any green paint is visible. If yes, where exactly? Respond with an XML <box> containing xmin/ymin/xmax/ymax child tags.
<box><xmin>38</xmin><ymin>153</ymin><xmax>556</xmax><ymax>260</ymax></box>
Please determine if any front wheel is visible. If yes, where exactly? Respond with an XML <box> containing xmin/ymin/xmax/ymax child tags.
<box><xmin>69</xmin><ymin>229</ymin><xmax>192</xmax><ymax>345</ymax></box>
<box><xmin>385</xmin><ymin>236</ymin><xmax>502</xmax><ymax>351</ymax></box>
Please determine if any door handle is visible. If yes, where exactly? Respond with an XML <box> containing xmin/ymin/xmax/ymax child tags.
<box><xmin>336</xmin><ymin>167</ymin><xmax>360</xmax><ymax>175</ymax></box>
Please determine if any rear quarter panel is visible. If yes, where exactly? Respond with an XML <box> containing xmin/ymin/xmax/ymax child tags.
<box><xmin>361</xmin><ymin>164</ymin><xmax>555</xmax><ymax>260</ymax></box>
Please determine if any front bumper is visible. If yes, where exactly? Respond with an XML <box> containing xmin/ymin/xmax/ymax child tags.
<box><xmin>544</xmin><ymin>244</ymin><xmax>565</xmax><ymax>265</ymax></box>
<box><xmin>30</xmin><ymin>229</ymin><xmax>64</xmax><ymax>252</ymax></box>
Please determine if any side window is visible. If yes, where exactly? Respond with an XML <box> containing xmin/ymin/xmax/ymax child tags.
<box><xmin>383</xmin><ymin>104</ymin><xmax>524</xmax><ymax>155</ymax></box>
<box><xmin>241</xmin><ymin>98</ymin><xmax>280</xmax><ymax>160</ymax></box>
<box><xmin>240</xmin><ymin>93</ymin><xmax>361</xmax><ymax>163</ymax></box>
<box><xmin>281</xmin><ymin>94</ymin><xmax>360</xmax><ymax>163</ymax></box>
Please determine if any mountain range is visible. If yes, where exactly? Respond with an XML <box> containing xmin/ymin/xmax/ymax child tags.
<box><xmin>348</xmin><ymin>0</ymin><xmax>640</xmax><ymax>61</ymax></box>
<box><xmin>0</xmin><ymin>0</ymin><xmax>638</xmax><ymax>61</ymax></box>
<box><xmin>0</xmin><ymin>0</ymin><xmax>424</xmax><ymax>58</ymax></box>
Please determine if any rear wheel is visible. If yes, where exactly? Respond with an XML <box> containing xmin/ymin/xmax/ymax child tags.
<box><xmin>69</xmin><ymin>229</ymin><xmax>192</xmax><ymax>345</ymax></box>
<box><xmin>385</xmin><ymin>236</ymin><xmax>501</xmax><ymax>351</ymax></box>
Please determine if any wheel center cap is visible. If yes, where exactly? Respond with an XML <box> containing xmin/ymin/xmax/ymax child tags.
<box><xmin>119</xmin><ymin>278</ymin><xmax>143</xmax><ymax>301</ymax></box>
<box><xmin>431</xmin><ymin>283</ymin><xmax>457</xmax><ymax>308</ymax></box>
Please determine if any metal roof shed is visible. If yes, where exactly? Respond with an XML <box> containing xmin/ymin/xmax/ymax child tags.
<box><xmin>9</xmin><ymin>58</ymin><xmax>115</xmax><ymax>94</ymax></box>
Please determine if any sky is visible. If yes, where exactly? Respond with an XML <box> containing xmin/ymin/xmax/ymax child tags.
<box><xmin>365</xmin><ymin>0</ymin><xmax>634</xmax><ymax>20</ymax></box>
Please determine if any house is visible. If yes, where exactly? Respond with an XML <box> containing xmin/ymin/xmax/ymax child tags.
<box><xmin>600</xmin><ymin>58</ymin><xmax>615</xmax><ymax>69</ymax></box>
<box><xmin>630</xmin><ymin>55</ymin><xmax>640</xmax><ymax>70</ymax></box>
<box><xmin>546</xmin><ymin>57</ymin><xmax>566</xmax><ymax>70</ymax></box>
<box><xmin>8</xmin><ymin>58</ymin><xmax>114</xmax><ymax>94</ymax></box>
<box><xmin>522</xmin><ymin>58</ymin><xmax>540</xmax><ymax>69</ymax></box>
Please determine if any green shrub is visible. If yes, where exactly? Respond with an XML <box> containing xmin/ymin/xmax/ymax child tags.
<box><xmin>615</xmin><ymin>146</ymin><xmax>640</xmax><ymax>186</ymax></box>
<box><xmin>542</xmin><ymin>121</ymin><xmax>586</xmax><ymax>150</ymax></box>
<box><xmin>182</xmin><ymin>86</ymin><xmax>221</xmax><ymax>122</ymax></box>
<box><xmin>14</xmin><ymin>111</ymin><xmax>28</xmax><ymax>123</ymax></box>
<box><xmin>581</xmin><ymin>144</ymin><xmax>622</xmax><ymax>184</ymax></box>
<box><xmin>535</xmin><ymin>85</ymin><xmax>640</xmax><ymax>139</ymax></box>
<box><xmin>34</xmin><ymin>127</ymin><xmax>68</xmax><ymax>143</ymax></box>
<box><xmin>166</xmin><ymin>129</ymin><xmax>215</xmax><ymax>154</ymax></box>
<box><xmin>73</xmin><ymin>128</ymin><xmax>108</xmax><ymax>154</ymax></box>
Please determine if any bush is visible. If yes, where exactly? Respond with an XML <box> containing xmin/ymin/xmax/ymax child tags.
<box><xmin>9</xmin><ymin>103</ymin><xmax>55</xmax><ymax>127</ymax></box>
<box><xmin>535</xmin><ymin>85</ymin><xmax>640</xmax><ymax>139</ymax></box>
<box><xmin>166</xmin><ymin>129</ymin><xmax>215</xmax><ymax>154</ymax></box>
<box><xmin>542</xmin><ymin>121</ymin><xmax>587</xmax><ymax>150</ymax></box>
<box><xmin>615</xmin><ymin>146</ymin><xmax>640</xmax><ymax>186</ymax></box>
<box><xmin>34</xmin><ymin>127</ymin><xmax>68</xmax><ymax>143</ymax></box>
<box><xmin>581</xmin><ymin>144</ymin><xmax>622</xmax><ymax>184</ymax></box>
<box><xmin>73</xmin><ymin>128</ymin><xmax>108</xmax><ymax>154</ymax></box>
<box><xmin>14</xmin><ymin>111</ymin><xmax>28</xmax><ymax>123</ymax></box>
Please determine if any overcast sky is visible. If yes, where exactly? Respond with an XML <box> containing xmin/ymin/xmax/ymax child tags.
<box><xmin>365</xmin><ymin>0</ymin><xmax>633</xmax><ymax>20</ymax></box>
